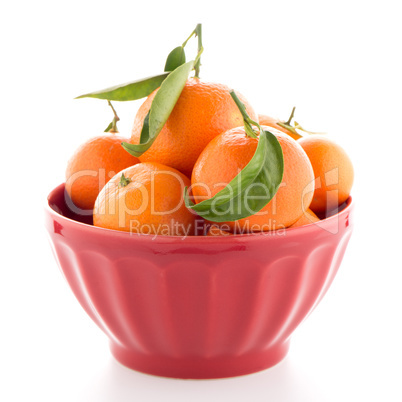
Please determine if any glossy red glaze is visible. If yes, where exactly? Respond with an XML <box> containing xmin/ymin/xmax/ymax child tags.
<box><xmin>45</xmin><ymin>183</ymin><xmax>354</xmax><ymax>379</ymax></box>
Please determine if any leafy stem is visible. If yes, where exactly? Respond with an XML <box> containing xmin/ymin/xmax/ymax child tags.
<box><xmin>194</xmin><ymin>46</ymin><xmax>204</xmax><ymax>74</ymax></box>
<box><xmin>194</xmin><ymin>24</ymin><xmax>202</xmax><ymax>78</ymax></box>
<box><xmin>181</xmin><ymin>24</ymin><xmax>203</xmax><ymax>77</ymax></box>
<box><xmin>182</xmin><ymin>26</ymin><xmax>196</xmax><ymax>47</ymax></box>
<box><xmin>277</xmin><ymin>106</ymin><xmax>302</xmax><ymax>139</ymax></box>
<box><xmin>107</xmin><ymin>101</ymin><xmax>120</xmax><ymax>133</ymax></box>
<box><xmin>293</xmin><ymin>121</ymin><xmax>326</xmax><ymax>135</ymax></box>
<box><xmin>230</xmin><ymin>91</ymin><xmax>259</xmax><ymax>138</ymax></box>
<box><xmin>276</xmin><ymin>107</ymin><xmax>325</xmax><ymax>138</ymax></box>
<box><xmin>284</xmin><ymin>106</ymin><xmax>296</xmax><ymax>126</ymax></box>
<box><xmin>104</xmin><ymin>101</ymin><xmax>120</xmax><ymax>133</ymax></box>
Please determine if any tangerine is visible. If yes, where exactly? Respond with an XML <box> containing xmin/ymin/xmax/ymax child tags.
<box><xmin>93</xmin><ymin>162</ymin><xmax>196</xmax><ymax>236</ymax></box>
<box><xmin>65</xmin><ymin>134</ymin><xmax>139</xmax><ymax>211</ymax></box>
<box><xmin>298</xmin><ymin>135</ymin><xmax>354</xmax><ymax>214</ymax></box>
<box><xmin>191</xmin><ymin>126</ymin><xmax>315</xmax><ymax>232</ymax></box>
<box><xmin>130</xmin><ymin>78</ymin><xmax>257</xmax><ymax>177</ymax></box>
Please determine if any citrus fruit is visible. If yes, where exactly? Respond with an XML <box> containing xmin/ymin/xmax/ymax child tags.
<box><xmin>130</xmin><ymin>78</ymin><xmax>258</xmax><ymax>177</ymax></box>
<box><xmin>191</xmin><ymin>126</ymin><xmax>315</xmax><ymax>232</ymax></box>
<box><xmin>289</xmin><ymin>208</ymin><xmax>320</xmax><ymax>228</ymax></box>
<box><xmin>298</xmin><ymin>135</ymin><xmax>354</xmax><ymax>214</ymax></box>
<box><xmin>65</xmin><ymin>134</ymin><xmax>140</xmax><ymax>211</ymax></box>
<box><xmin>93</xmin><ymin>162</ymin><xmax>196</xmax><ymax>236</ymax></box>
<box><xmin>258</xmin><ymin>113</ymin><xmax>301</xmax><ymax>141</ymax></box>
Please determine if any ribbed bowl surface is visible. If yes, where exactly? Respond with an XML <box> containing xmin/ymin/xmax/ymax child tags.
<box><xmin>45</xmin><ymin>183</ymin><xmax>354</xmax><ymax>379</ymax></box>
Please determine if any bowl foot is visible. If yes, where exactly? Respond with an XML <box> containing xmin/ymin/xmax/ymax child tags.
<box><xmin>110</xmin><ymin>341</ymin><xmax>290</xmax><ymax>379</ymax></box>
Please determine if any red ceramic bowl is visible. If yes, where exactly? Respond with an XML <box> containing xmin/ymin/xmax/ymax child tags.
<box><xmin>45</xmin><ymin>183</ymin><xmax>354</xmax><ymax>379</ymax></box>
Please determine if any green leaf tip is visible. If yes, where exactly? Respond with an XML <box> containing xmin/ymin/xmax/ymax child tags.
<box><xmin>121</xmin><ymin>142</ymin><xmax>143</xmax><ymax>158</ymax></box>
<box><xmin>75</xmin><ymin>73</ymin><xmax>170</xmax><ymax>102</ymax></box>
<box><xmin>164</xmin><ymin>46</ymin><xmax>186</xmax><ymax>72</ymax></box>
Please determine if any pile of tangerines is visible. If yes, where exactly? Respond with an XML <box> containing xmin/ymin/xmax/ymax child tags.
<box><xmin>66</xmin><ymin>25</ymin><xmax>354</xmax><ymax>237</ymax></box>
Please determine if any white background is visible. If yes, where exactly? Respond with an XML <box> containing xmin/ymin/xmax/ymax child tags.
<box><xmin>1</xmin><ymin>1</ymin><xmax>401</xmax><ymax>401</ymax></box>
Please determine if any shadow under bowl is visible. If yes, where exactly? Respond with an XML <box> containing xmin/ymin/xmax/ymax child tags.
<box><xmin>45</xmin><ymin>183</ymin><xmax>354</xmax><ymax>379</ymax></box>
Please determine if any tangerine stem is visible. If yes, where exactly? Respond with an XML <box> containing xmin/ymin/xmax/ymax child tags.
<box><xmin>230</xmin><ymin>90</ymin><xmax>258</xmax><ymax>139</ymax></box>
<box><xmin>181</xmin><ymin>24</ymin><xmax>203</xmax><ymax>78</ymax></box>
<box><xmin>194</xmin><ymin>23</ymin><xmax>202</xmax><ymax>78</ymax></box>
<box><xmin>194</xmin><ymin>46</ymin><xmax>204</xmax><ymax>71</ymax></box>
<box><xmin>182</xmin><ymin>34</ymin><xmax>193</xmax><ymax>47</ymax></box>
<box><xmin>285</xmin><ymin>106</ymin><xmax>296</xmax><ymax>126</ymax></box>
<box><xmin>119</xmin><ymin>173</ymin><xmax>131</xmax><ymax>187</ymax></box>
<box><xmin>107</xmin><ymin>100</ymin><xmax>120</xmax><ymax>133</ymax></box>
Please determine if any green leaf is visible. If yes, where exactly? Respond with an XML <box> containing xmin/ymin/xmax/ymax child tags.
<box><xmin>75</xmin><ymin>73</ymin><xmax>169</xmax><ymax>101</ymax></box>
<box><xmin>122</xmin><ymin>60</ymin><xmax>194</xmax><ymax>158</ymax></box>
<box><xmin>164</xmin><ymin>46</ymin><xmax>186</xmax><ymax>72</ymax></box>
<box><xmin>104</xmin><ymin>122</ymin><xmax>113</xmax><ymax>132</ymax></box>
<box><xmin>139</xmin><ymin>111</ymin><xmax>150</xmax><ymax>143</ymax></box>
<box><xmin>184</xmin><ymin>128</ymin><xmax>284</xmax><ymax>222</ymax></box>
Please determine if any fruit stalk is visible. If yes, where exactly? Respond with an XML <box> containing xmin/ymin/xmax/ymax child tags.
<box><xmin>107</xmin><ymin>100</ymin><xmax>120</xmax><ymax>133</ymax></box>
<box><xmin>194</xmin><ymin>24</ymin><xmax>202</xmax><ymax>78</ymax></box>
<box><xmin>284</xmin><ymin>107</ymin><xmax>296</xmax><ymax>126</ymax></box>
<box><xmin>229</xmin><ymin>90</ymin><xmax>258</xmax><ymax>138</ymax></box>
<box><xmin>182</xmin><ymin>24</ymin><xmax>203</xmax><ymax>78</ymax></box>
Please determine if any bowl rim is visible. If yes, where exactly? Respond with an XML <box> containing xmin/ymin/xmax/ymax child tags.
<box><xmin>46</xmin><ymin>183</ymin><xmax>354</xmax><ymax>243</ymax></box>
